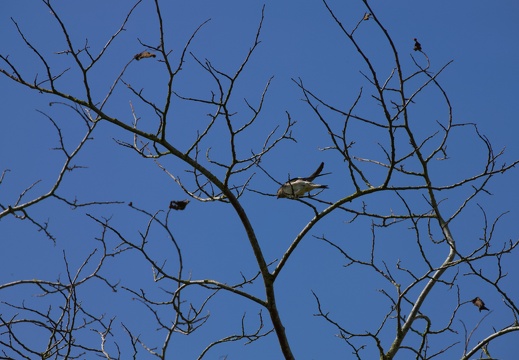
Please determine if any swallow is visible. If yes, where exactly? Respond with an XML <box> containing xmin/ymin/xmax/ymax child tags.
<box><xmin>169</xmin><ymin>199</ymin><xmax>190</xmax><ymax>210</ymax></box>
<box><xmin>277</xmin><ymin>162</ymin><xmax>329</xmax><ymax>199</ymax></box>
<box><xmin>471</xmin><ymin>297</ymin><xmax>489</xmax><ymax>312</ymax></box>
<box><xmin>134</xmin><ymin>51</ymin><xmax>157</xmax><ymax>61</ymax></box>
<box><xmin>413</xmin><ymin>38</ymin><xmax>422</xmax><ymax>52</ymax></box>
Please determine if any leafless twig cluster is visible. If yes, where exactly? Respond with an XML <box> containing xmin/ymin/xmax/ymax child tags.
<box><xmin>0</xmin><ymin>0</ymin><xmax>517</xmax><ymax>359</ymax></box>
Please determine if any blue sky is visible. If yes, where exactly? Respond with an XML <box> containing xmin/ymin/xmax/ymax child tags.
<box><xmin>1</xmin><ymin>1</ymin><xmax>519</xmax><ymax>359</ymax></box>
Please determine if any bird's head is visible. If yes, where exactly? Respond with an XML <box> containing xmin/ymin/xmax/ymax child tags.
<box><xmin>276</xmin><ymin>188</ymin><xmax>286</xmax><ymax>198</ymax></box>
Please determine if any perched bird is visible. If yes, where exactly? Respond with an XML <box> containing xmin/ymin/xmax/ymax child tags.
<box><xmin>413</xmin><ymin>38</ymin><xmax>422</xmax><ymax>52</ymax></box>
<box><xmin>134</xmin><ymin>51</ymin><xmax>156</xmax><ymax>61</ymax></box>
<box><xmin>363</xmin><ymin>13</ymin><xmax>371</xmax><ymax>21</ymax></box>
<box><xmin>169</xmin><ymin>199</ymin><xmax>190</xmax><ymax>211</ymax></box>
<box><xmin>277</xmin><ymin>162</ymin><xmax>329</xmax><ymax>199</ymax></box>
<box><xmin>471</xmin><ymin>297</ymin><xmax>490</xmax><ymax>312</ymax></box>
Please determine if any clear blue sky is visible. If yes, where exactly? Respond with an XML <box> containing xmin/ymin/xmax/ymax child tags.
<box><xmin>1</xmin><ymin>1</ymin><xmax>518</xmax><ymax>359</ymax></box>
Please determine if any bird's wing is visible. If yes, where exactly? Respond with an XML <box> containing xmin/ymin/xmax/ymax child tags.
<box><xmin>304</xmin><ymin>162</ymin><xmax>324</xmax><ymax>182</ymax></box>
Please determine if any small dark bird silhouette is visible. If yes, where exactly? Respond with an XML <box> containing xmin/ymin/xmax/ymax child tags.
<box><xmin>471</xmin><ymin>297</ymin><xmax>490</xmax><ymax>312</ymax></box>
<box><xmin>413</xmin><ymin>38</ymin><xmax>422</xmax><ymax>52</ymax></box>
<box><xmin>134</xmin><ymin>51</ymin><xmax>156</xmax><ymax>61</ymax></box>
<box><xmin>169</xmin><ymin>199</ymin><xmax>190</xmax><ymax>210</ymax></box>
<box><xmin>277</xmin><ymin>162</ymin><xmax>329</xmax><ymax>199</ymax></box>
<box><xmin>128</xmin><ymin>201</ymin><xmax>133</xmax><ymax>207</ymax></box>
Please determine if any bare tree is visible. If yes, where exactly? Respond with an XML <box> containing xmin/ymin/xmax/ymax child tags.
<box><xmin>1</xmin><ymin>1</ymin><xmax>518</xmax><ymax>359</ymax></box>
